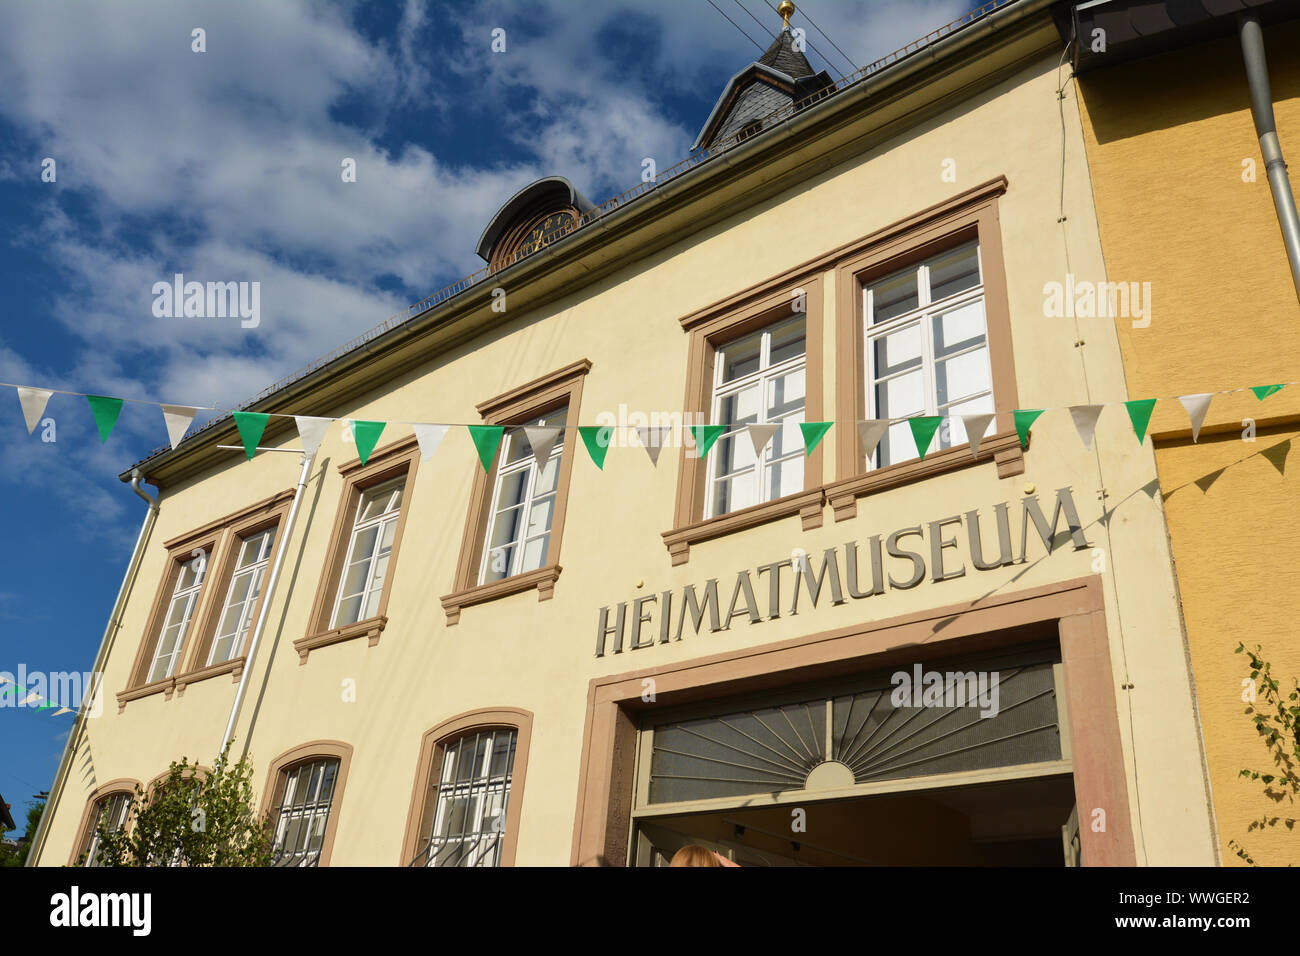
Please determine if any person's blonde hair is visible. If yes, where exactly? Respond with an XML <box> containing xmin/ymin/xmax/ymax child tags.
<box><xmin>669</xmin><ymin>845</ymin><xmax>725</xmax><ymax>867</ymax></box>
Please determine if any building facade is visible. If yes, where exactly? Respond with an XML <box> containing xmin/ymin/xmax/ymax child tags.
<box><xmin>32</xmin><ymin>0</ymin><xmax>1221</xmax><ymax>867</ymax></box>
<box><xmin>1068</xmin><ymin>0</ymin><xmax>1300</xmax><ymax>866</ymax></box>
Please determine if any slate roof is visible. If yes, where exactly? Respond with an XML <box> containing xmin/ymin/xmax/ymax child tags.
<box><xmin>758</xmin><ymin>28</ymin><xmax>816</xmax><ymax>79</ymax></box>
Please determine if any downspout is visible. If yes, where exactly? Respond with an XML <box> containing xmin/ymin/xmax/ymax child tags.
<box><xmin>26</xmin><ymin>469</ymin><xmax>159</xmax><ymax>866</ymax></box>
<box><xmin>218</xmin><ymin>451</ymin><xmax>314</xmax><ymax>759</ymax></box>
<box><xmin>1240</xmin><ymin>13</ymin><xmax>1300</xmax><ymax>303</ymax></box>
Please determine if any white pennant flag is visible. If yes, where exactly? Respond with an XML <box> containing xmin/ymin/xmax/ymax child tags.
<box><xmin>53</xmin><ymin>707</ymin><xmax>73</xmax><ymax>716</ymax></box>
<box><xmin>747</xmin><ymin>423</ymin><xmax>780</xmax><ymax>457</ymax></box>
<box><xmin>1179</xmin><ymin>393</ymin><xmax>1214</xmax><ymax>443</ymax></box>
<box><xmin>524</xmin><ymin>426</ymin><xmax>562</xmax><ymax>470</ymax></box>
<box><xmin>636</xmin><ymin>426</ymin><xmax>671</xmax><ymax>466</ymax></box>
<box><xmin>160</xmin><ymin>404</ymin><xmax>198</xmax><ymax>450</ymax></box>
<box><xmin>16</xmin><ymin>387</ymin><xmax>53</xmax><ymax>434</ymax></box>
<box><xmin>1069</xmin><ymin>405</ymin><xmax>1105</xmax><ymax>450</ymax></box>
<box><xmin>857</xmin><ymin>420</ymin><xmax>890</xmax><ymax>458</ymax></box>
<box><xmin>294</xmin><ymin>416</ymin><xmax>332</xmax><ymax>457</ymax></box>
<box><xmin>961</xmin><ymin>413</ymin><xmax>996</xmax><ymax>457</ymax></box>
<box><xmin>412</xmin><ymin>424</ymin><xmax>449</xmax><ymax>462</ymax></box>
<box><xmin>19</xmin><ymin>692</ymin><xmax>42</xmax><ymax>706</ymax></box>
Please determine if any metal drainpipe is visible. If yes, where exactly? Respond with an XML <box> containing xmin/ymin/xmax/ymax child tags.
<box><xmin>218</xmin><ymin>451</ymin><xmax>314</xmax><ymax>760</ymax></box>
<box><xmin>1240</xmin><ymin>13</ymin><xmax>1300</xmax><ymax>303</ymax></box>
<box><xmin>26</xmin><ymin>470</ymin><xmax>159</xmax><ymax>866</ymax></box>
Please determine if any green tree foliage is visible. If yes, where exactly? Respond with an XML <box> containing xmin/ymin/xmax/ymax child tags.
<box><xmin>0</xmin><ymin>801</ymin><xmax>45</xmax><ymax>867</ymax></box>
<box><xmin>87</xmin><ymin>746</ymin><xmax>273</xmax><ymax>867</ymax></box>
<box><xmin>1229</xmin><ymin>643</ymin><xmax>1299</xmax><ymax>866</ymax></box>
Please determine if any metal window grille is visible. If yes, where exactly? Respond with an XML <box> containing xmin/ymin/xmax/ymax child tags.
<box><xmin>82</xmin><ymin>792</ymin><xmax>132</xmax><ymax>867</ymax></box>
<box><xmin>271</xmin><ymin>758</ymin><xmax>340</xmax><ymax>867</ymax></box>
<box><xmin>410</xmin><ymin>728</ymin><xmax>516</xmax><ymax>867</ymax></box>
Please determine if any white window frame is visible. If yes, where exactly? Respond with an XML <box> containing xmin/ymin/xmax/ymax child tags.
<box><xmin>706</xmin><ymin>318</ymin><xmax>807</xmax><ymax>520</ymax></box>
<box><xmin>477</xmin><ymin>412</ymin><xmax>565</xmax><ymax>585</ymax></box>
<box><xmin>329</xmin><ymin>477</ymin><xmax>404</xmax><ymax>629</ymax></box>
<box><xmin>207</xmin><ymin>527</ymin><xmax>275</xmax><ymax>666</ymax></box>
<box><xmin>146</xmin><ymin>558</ymin><xmax>205</xmax><ymax>683</ymax></box>
<box><xmin>863</xmin><ymin>240</ymin><xmax>993</xmax><ymax>469</ymax></box>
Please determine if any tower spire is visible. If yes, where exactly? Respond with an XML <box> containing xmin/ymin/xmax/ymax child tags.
<box><xmin>779</xmin><ymin>1</ymin><xmax>795</xmax><ymax>31</ymax></box>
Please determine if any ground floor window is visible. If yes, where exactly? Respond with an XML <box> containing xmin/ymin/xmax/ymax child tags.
<box><xmin>410</xmin><ymin>728</ymin><xmax>517</xmax><ymax>867</ymax></box>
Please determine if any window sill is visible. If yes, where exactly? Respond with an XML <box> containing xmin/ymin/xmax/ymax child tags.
<box><xmin>293</xmin><ymin>616</ymin><xmax>387</xmax><ymax>664</ymax></box>
<box><xmin>440</xmin><ymin>565</ymin><xmax>563</xmax><ymax>626</ymax></box>
<box><xmin>825</xmin><ymin>429</ymin><xmax>1026</xmax><ymax>522</ymax></box>
<box><xmin>175</xmin><ymin>657</ymin><xmax>245</xmax><ymax>695</ymax></box>
<box><xmin>661</xmin><ymin>488</ymin><xmax>825</xmax><ymax>566</ymax></box>
<box><xmin>116</xmin><ymin>676</ymin><xmax>176</xmax><ymax>713</ymax></box>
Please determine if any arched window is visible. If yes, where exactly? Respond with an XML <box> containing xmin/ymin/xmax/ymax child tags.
<box><xmin>70</xmin><ymin>780</ymin><xmax>138</xmax><ymax>867</ymax></box>
<box><xmin>262</xmin><ymin>741</ymin><xmax>353</xmax><ymax>867</ymax></box>
<box><xmin>402</xmin><ymin>709</ymin><xmax>533</xmax><ymax>867</ymax></box>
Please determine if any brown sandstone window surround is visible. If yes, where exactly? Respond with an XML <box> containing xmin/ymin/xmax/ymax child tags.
<box><xmin>399</xmin><ymin>708</ymin><xmax>533</xmax><ymax>867</ymax></box>
<box><xmin>69</xmin><ymin>779</ymin><xmax>139</xmax><ymax>866</ymax></box>
<box><xmin>260</xmin><ymin>740</ymin><xmax>353</xmax><ymax>867</ymax></box>
<box><xmin>664</xmin><ymin>275</ymin><xmax>826</xmax><ymax>566</ymax></box>
<box><xmin>829</xmin><ymin>177</ymin><xmax>1024</xmax><ymax>522</ymax></box>
<box><xmin>118</xmin><ymin>490</ymin><xmax>294</xmax><ymax>712</ymax></box>
<box><xmin>296</xmin><ymin>435</ymin><xmax>420</xmax><ymax>664</ymax></box>
<box><xmin>441</xmin><ymin>360</ymin><xmax>590</xmax><ymax>625</ymax></box>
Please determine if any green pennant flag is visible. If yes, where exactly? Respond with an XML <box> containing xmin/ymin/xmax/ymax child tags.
<box><xmin>799</xmin><ymin>421</ymin><xmax>832</xmax><ymax>455</ymax></box>
<box><xmin>232</xmin><ymin>411</ymin><xmax>270</xmax><ymax>460</ymax></box>
<box><xmin>1013</xmin><ymin>409</ymin><xmax>1044</xmax><ymax>449</ymax></box>
<box><xmin>578</xmin><ymin>426</ymin><xmax>614</xmax><ymax>469</ymax></box>
<box><xmin>1125</xmin><ymin>398</ymin><xmax>1157</xmax><ymax>444</ymax></box>
<box><xmin>690</xmin><ymin>424</ymin><xmax>726</xmax><ymax>459</ymax></box>
<box><xmin>1251</xmin><ymin>384</ymin><xmax>1285</xmax><ymax>401</ymax></box>
<box><xmin>352</xmin><ymin>420</ymin><xmax>386</xmax><ymax>465</ymax></box>
<box><xmin>468</xmin><ymin>425</ymin><xmax>505</xmax><ymax>473</ymax></box>
<box><xmin>908</xmin><ymin>416</ymin><xmax>944</xmax><ymax>460</ymax></box>
<box><xmin>85</xmin><ymin>394</ymin><xmax>124</xmax><ymax>444</ymax></box>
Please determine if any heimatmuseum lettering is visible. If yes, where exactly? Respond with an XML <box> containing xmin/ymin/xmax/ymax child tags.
<box><xmin>594</xmin><ymin>487</ymin><xmax>1091</xmax><ymax>657</ymax></box>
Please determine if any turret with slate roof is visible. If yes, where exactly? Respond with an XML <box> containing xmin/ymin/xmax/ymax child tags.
<box><xmin>692</xmin><ymin>1</ymin><xmax>835</xmax><ymax>150</ymax></box>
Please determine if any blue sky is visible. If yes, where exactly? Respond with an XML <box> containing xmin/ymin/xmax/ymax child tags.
<box><xmin>0</xmin><ymin>0</ymin><xmax>969</xmax><ymax>822</ymax></box>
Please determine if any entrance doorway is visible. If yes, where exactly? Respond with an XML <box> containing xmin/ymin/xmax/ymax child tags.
<box><xmin>635</xmin><ymin>774</ymin><xmax>1079</xmax><ymax>866</ymax></box>
<box><xmin>628</xmin><ymin>647</ymin><xmax>1081</xmax><ymax>866</ymax></box>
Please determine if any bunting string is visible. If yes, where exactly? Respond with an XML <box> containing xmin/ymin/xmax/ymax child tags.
<box><xmin>4</xmin><ymin>378</ymin><xmax>1296</xmax><ymax>471</ymax></box>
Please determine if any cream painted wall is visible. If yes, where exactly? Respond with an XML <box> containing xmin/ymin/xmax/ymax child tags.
<box><xmin>39</xmin><ymin>51</ymin><xmax>1216</xmax><ymax>866</ymax></box>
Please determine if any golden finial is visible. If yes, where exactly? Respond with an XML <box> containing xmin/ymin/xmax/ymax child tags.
<box><xmin>778</xmin><ymin>1</ymin><xmax>795</xmax><ymax>30</ymax></box>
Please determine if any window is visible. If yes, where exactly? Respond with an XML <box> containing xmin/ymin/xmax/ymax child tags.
<box><xmin>865</xmin><ymin>240</ymin><xmax>993</xmax><ymax>468</ymax></box>
<box><xmin>270</xmin><ymin>758</ymin><xmax>341</xmax><ymax>867</ymax></box>
<box><xmin>299</xmin><ymin>436</ymin><xmax>418</xmax><ymax>663</ymax></box>
<box><xmin>443</xmin><ymin>361</ymin><xmax>590</xmax><ymax>624</ymax></box>
<box><xmin>412</xmin><ymin>729</ymin><xmax>517</xmax><ymax>867</ymax></box>
<box><xmin>207</xmin><ymin>528</ymin><xmax>275</xmax><ymax>665</ymax></box>
<box><xmin>665</xmin><ymin>276</ymin><xmax>826</xmax><ymax>565</ymax></box>
<box><xmin>146</xmin><ymin>557</ymin><xmax>205</xmax><ymax>683</ymax></box>
<box><xmin>479</xmin><ymin>408</ymin><xmax>565</xmax><ymax>584</ymax></box>
<box><xmin>707</xmin><ymin>318</ymin><xmax>806</xmax><ymax>518</ymax></box>
<box><xmin>828</xmin><ymin>179</ymin><xmax>1023</xmax><ymax>522</ymax></box>
<box><xmin>331</xmin><ymin>477</ymin><xmax>404</xmax><ymax>629</ymax></box>
<box><xmin>401</xmin><ymin>709</ymin><xmax>533</xmax><ymax>867</ymax></box>
<box><xmin>121</xmin><ymin>490</ymin><xmax>293</xmax><ymax>708</ymax></box>
<box><xmin>78</xmin><ymin>791</ymin><xmax>132</xmax><ymax>867</ymax></box>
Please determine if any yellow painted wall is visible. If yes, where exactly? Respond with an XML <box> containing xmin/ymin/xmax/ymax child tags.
<box><xmin>1076</xmin><ymin>21</ymin><xmax>1300</xmax><ymax>865</ymax></box>
<box><xmin>37</xmin><ymin>49</ymin><xmax>1217</xmax><ymax>866</ymax></box>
